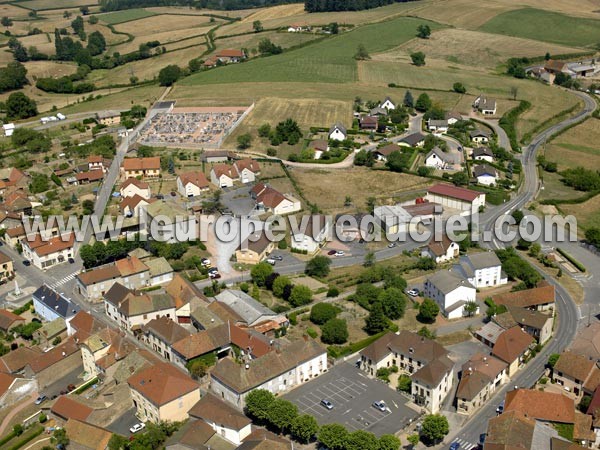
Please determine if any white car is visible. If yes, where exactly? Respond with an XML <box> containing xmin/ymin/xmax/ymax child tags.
<box><xmin>334</xmin><ymin>250</ymin><xmax>345</xmax><ymax>257</ymax></box>
<box><xmin>201</xmin><ymin>258</ymin><xmax>211</xmax><ymax>266</ymax></box>
<box><xmin>406</xmin><ymin>289</ymin><xmax>419</xmax><ymax>297</ymax></box>
<box><xmin>129</xmin><ymin>423</ymin><xmax>145</xmax><ymax>434</ymax></box>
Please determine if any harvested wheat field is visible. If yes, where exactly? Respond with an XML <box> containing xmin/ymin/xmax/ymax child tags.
<box><xmin>24</xmin><ymin>61</ymin><xmax>78</xmax><ymax>80</ymax></box>
<box><xmin>146</xmin><ymin>6</ymin><xmax>257</xmax><ymax>18</ymax></box>
<box><xmin>545</xmin><ymin>118</ymin><xmax>600</xmax><ymax>170</ymax></box>
<box><xmin>411</xmin><ymin>0</ymin><xmax>517</xmax><ymax>29</ymax></box>
<box><xmin>114</xmin><ymin>14</ymin><xmax>217</xmax><ymax>36</ymax></box>
<box><xmin>241</xmin><ymin>3</ymin><xmax>305</xmax><ymax>22</ymax></box>
<box><xmin>291</xmin><ymin>167</ymin><xmax>432</xmax><ymax>213</ymax></box>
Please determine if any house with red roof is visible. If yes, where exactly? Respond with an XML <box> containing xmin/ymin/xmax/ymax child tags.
<box><xmin>120</xmin><ymin>177</ymin><xmax>151</xmax><ymax>200</ymax></box>
<box><xmin>210</xmin><ymin>164</ymin><xmax>238</xmax><ymax>188</ymax></box>
<box><xmin>425</xmin><ymin>183</ymin><xmax>486</xmax><ymax>216</ymax></box>
<box><xmin>21</xmin><ymin>233</ymin><xmax>75</xmax><ymax>270</ymax></box>
<box><xmin>216</xmin><ymin>49</ymin><xmax>246</xmax><ymax>63</ymax></box>
<box><xmin>177</xmin><ymin>171</ymin><xmax>210</xmax><ymax>197</ymax></box>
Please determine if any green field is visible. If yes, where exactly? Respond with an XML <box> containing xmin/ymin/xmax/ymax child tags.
<box><xmin>181</xmin><ymin>17</ymin><xmax>444</xmax><ymax>85</ymax></box>
<box><xmin>99</xmin><ymin>8</ymin><xmax>157</xmax><ymax>25</ymax></box>
<box><xmin>16</xmin><ymin>0</ymin><xmax>95</xmax><ymax>10</ymax></box>
<box><xmin>479</xmin><ymin>8</ymin><xmax>600</xmax><ymax>47</ymax></box>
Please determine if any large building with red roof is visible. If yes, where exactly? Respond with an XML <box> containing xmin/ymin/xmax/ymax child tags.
<box><xmin>425</xmin><ymin>183</ymin><xmax>486</xmax><ymax>215</ymax></box>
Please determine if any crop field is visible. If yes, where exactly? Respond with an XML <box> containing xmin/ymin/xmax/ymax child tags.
<box><xmin>240</xmin><ymin>3</ymin><xmax>305</xmax><ymax>22</ymax></box>
<box><xmin>409</xmin><ymin>0</ymin><xmax>516</xmax><ymax>29</ymax></box>
<box><xmin>494</xmin><ymin>0</ymin><xmax>600</xmax><ymax>19</ymax></box>
<box><xmin>544</xmin><ymin>118</ymin><xmax>600</xmax><ymax>170</ymax></box>
<box><xmin>214</xmin><ymin>31</ymin><xmax>321</xmax><ymax>54</ymax></box>
<box><xmin>291</xmin><ymin>167</ymin><xmax>432</xmax><ymax>213</ymax></box>
<box><xmin>24</xmin><ymin>61</ymin><xmax>78</xmax><ymax>80</ymax></box>
<box><xmin>560</xmin><ymin>195</ymin><xmax>600</xmax><ymax>231</ymax></box>
<box><xmin>162</xmin><ymin>35</ymin><xmax>207</xmax><ymax>52</ymax></box>
<box><xmin>113</xmin><ymin>14</ymin><xmax>216</xmax><ymax>35</ymax></box>
<box><xmin>146</xmin><ymin>6</ymin><xmax>257</xmax><ymax>18</ymax></box>
<box><xmin>479</xmin><ymin>8</ymin><xmax>600</xmax><ymax>47</ymax></box>
<box><xmin>0</xmin><ymin>3</ymin><xmax>31</xmax><ymax>19</ymax></box>
<box><xmin>17</xmin><ymin>0</ymin><xmax>96</xmax><ymax>10</ymax></box>
<box><xmin>60</xmin><ymin>84</ymin><xmax>164</xmax><ymax>115</ymax></box>
<box><xmin>19</xmin><ymin>32</ymin><xmax>55</xmax><ymax>55</ymax></box>
<box><xmin>185</xmin><ymin>17</ymin><xmax>443</xmax><ymax>85</ymax></box>
<box><xmin>98</xmin><ymin>8</ymin><xmax>157</xmax><ymax>25</ymax></box>
<box><xmin>391</xmin><ymin>29</ymin><xmax>584</xmax><ymax>70</ymax></box>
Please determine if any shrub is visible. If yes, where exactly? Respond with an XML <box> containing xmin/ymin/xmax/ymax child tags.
<box><xmin>306</xmin><ymin>328</ymin><xmax>318</xmax><ymax>339</ymax></box>
<box><xmin>310</xmin><ymin>303</ymin><xmax>341</xmax><ymax>325</ymax></box>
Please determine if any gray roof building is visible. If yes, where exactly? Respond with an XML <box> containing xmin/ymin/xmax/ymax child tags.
<box><xmin>33</xmin><ymin>285</ymin><xmax>80</xmax><ymax>321</ymax></box>
<box><xmin>214</xmin><ymin>290</ymin><xmax>279</xmax><ymax>327</ymax></box>
<box><xmin>427</xmin><ymin>270</ymin><xmax>474</xmax><ymax>295</ymax></box>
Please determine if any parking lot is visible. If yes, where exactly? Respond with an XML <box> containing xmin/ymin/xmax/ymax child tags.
<box><xmin>284</xmin><ymin>362</ymin><xmax>418</xmax><ymax>436</ymax></box>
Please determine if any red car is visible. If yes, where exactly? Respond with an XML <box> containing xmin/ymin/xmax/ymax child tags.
<box><xmin>327</xmin><ymin>250</ymin><xmax>337</xmax><ymax>256</ymax></box>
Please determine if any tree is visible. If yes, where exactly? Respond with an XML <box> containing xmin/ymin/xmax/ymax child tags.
<box><xmin>289</xmin><ymin>285</ymin><xmax>313</xmax><ymax>307</ymax></box>
<box><xmin>418</xmin><ymin>298</ymin><xmax>439</xmax><ymax>323</ymax></box>
<box><xmin>245</xmin><ymin>389</ymin><xmax>275</xmax><ymax>422</ymax></box>
<box><xmin>408</xmin><ymin>434</ymin><xmax>420</xmax><ymax>448</ymax></box>
<box><xmin>453</xmin><ymin>82</ymin><xmax>466</xmax><ymax>93</ymax></box>
<box><xmin>378</xmin><ymin>288</ymin><xmax>407</xmax><ymax>320</ymax></box>
<box><xmin>258</xmin><ymin>123</ymin><xmax>271</xmax><ymax>137</ymax></box>
<box><xmin>89</xmin><ymin>15</ymin><xmax>99</xmax><ymax>24</ymax></box>
<box><xmin>386</xmin><ymin>150</ymin><xmax>411</xmax><ymax>173</ymax></box>
<box><xmin>273</xmin><ymin>275</ymin><xmax>291</xmax><ymax>298</ymax></box>
<box><xmin>87</xmin><ymin>30</ymin><xmax>106</xmax><ymax>55</ymax></box>
<box><xmin>410</xmin><ymin>51</ymin><xmax>426</xmax><ymax>66</ymax></box>
<box><xmin>420</xmin><ymin>414</ymin><xmax>449</xmax><ymax>444</ymax></box>
<box><xmin>250</xmin><ymin>262</ymin><xmax>273</xmax><ymax>287</ymax></box>
<box><xmin>378</xmin><ymin>434</ymin><xmax>402</xmax><ymax>450</ymax></box>
<box><xmin>346</xmin><ymin>430</ymin><xmax>379</xmax><ymax>450</ymax></box>
<box><xmin>452</xmin><ymin>172</ymin><xmax>469</xmax><ymax>186</ymax></box>
<box><xmin>417</xmin><ymin>326</ymin><xmax>436</xmax><ymax>340</ymax></box>
<box><xmin>318</xmin><ymin>424</ymin><xmax>348</xmax><ymax>450</ymax></box>
<box><xmin>253</xmin><ymin>20</ymin><xmax>263</xmax><ymax>32</ymax></box>
<box><xmin>13</xmin><ymin>424</ymin><xmax>23</xmax><ymax>436</ymax></box>
<box><xmin>353</xmin><ymin>283</ymin><xmax>382</xmax><ymax>309</ymax></box>
<box><xmin>237</xmin><ymin>133</ymin><xmax>252</xmax><ymax>149</ymax></box>
<box><xmin>1</xmin><ymin>17</ymin><xmax>12</xmax><ymax>28</ymax></box>
<box><xmin>291</xmin><ymin>414</ymin><xmax>319</xmax><ymax>443</ymax></box>
<box><xmin>52</xmin><ymin>428</ymin><xmax>69</xmax><ymax>447</ymax></box>
<box><xmin>544</xmin><ymin>52</ymin><xmax>551</xmax><ymax>61</ymax></box>
<box><xmin>266</xmin><ymin>399</ymin><xmax>298</xmax><ymax>434</ymax></box>
<box><xmin>416</xmin><ymin>24</ymin><xmax>431</xmax><ymax>39</ymax></box>
<box><xmin>354</xmin><ymin>44</ymin><xmax>370</xmax><ymax>60</ymax></box>
<box><xmin>108</xmin><ymin>434</ymin><xmax>128</xmax><ymax>450</ymax></box>
<box><xmin>6</xmin><ymin>92</ymin><xmax>37</xmax><ymax>119</ymax></box>
<box><xmin>511</xmin><ymin>210</ymin><xmax>524</xmax><ymax>224</ymax></box>
<box><xmin>321</xmin><ymin>318</ymin><xmax>348</xmax><ymax>344</ymax></box>
<box><xmin>258</xmin><ymin>38</ymin><xmax>282</xmax><ymax>55</ymax></box>
<box><xmin>464</xmin><ymin>301</ymin><xmax>478</xmax><ymax>317</ymax></box>
<box><xmin>364</xmin><ymin>301</ymin><xmax>388</xmax><ymax>335</ymax></box>
<box><xmin>305</xmin><ymin>255</ymin><xmax>332</xmax><ymax>277</ymax></box>
<box><xmin>415</xmin><ymin>93</ymin><xmax>432</xmax><ymax>112</ymax></box>
<box><xmin>310</xmin><ymin>303</ymin><xmax>340</xmax><ymax>324</ymax></box>
<box><xmin>71</xmin><ymin>16</ymin><xmax>85</xmax><ymax>38</ymax></box>
<box><xmin>398</xmin><ymin>374</ymin><xmax>412</xmax><ymax>392</ymax></box>
<box><xmin>585</xmin><ymin>227</ymin><xmax>600</xmax><ymax>247</ymax></box>
<box><xmin>354</xmin><ymin>149</ymin><xmax>374</xmax><ymax>167</ymax></box>
<box><xmin>329</xmin><ymin>22</ymin><xmax>339</xmax><ymax>34</ymax></box>
<box><xmin>548</xmin><ymin>353</ymin><xmax>560</xmax><ymax>369</ymax></box>
<box><xmin>363</xmin><ymin>251</ymin><xmax>375</xmax><ymax>267</ymax></box>
<box><xmin>158</xmin><ymin>64</ymin><xmax>182</xmax><ymax>86</ymax></box>
<box><xmin>403</xmin><ymin>90</ymin><xmax>414</xmax><ymax>108</ymax></box>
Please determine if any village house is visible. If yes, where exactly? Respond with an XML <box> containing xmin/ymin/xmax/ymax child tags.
<box><xmin>23</xmin><ymin>338</ymin><xmax>81</xmax><ymax>389</ymax></box>
<box><xmin>470</xmin><ymin>129</ymin><xmax>491</xmax><ymax>144</ymax></box>
<box><xmin>121</xmin><ymin>157</ymin><xmax>161</xmax><ymax>179</ymax></box>
<box><xmin>425</xmin><ymin>146</ymin><xmax>454</xmax><ymax>170</ymax></box>
<box><xmin>472</xmin><ymin>146</ymin><xmax>494</xmax><ymax>163</ymax></box>
<box><xmin>128</xmin><ymin>362</ymin><xmax>200</xmax><ymax>423</ymax></box>
<box><xmin>63</xmin><ymin>419</ymin><xmax>113</xmax><ymax>450</ymax></box>
<box><xmin>379</xmin><ymin>96</ymin><xmax>396</xmax><ymax>110</ymax></box>
<box><xmin>50</xmin><ymin>395</ymin><xmax>93</xmax><ymax>423</ymax></box>
<box><xmin>290</xmin><ymin>214</ymin><xmax>331</xmax><ymax>254</ymax></box>
<box><xmin>473</xmin><ymin>164</ymin><xmax>499</xmax><ymax>186</ymax></box>
<box><xmin>216</xmin><ymin>49</ymin><xmax>246</xmax><ymax>63</ymax></box>
<box><xmin>399</xmin><ymin>132</ymin><xmax>426</xmax><ymax>148</ymax></box>
<box><xmin>3</xmin><ymin>189</ymin><xmax>32</xmax><ymax>216</ymax></box>
<box><xmin>234</xmin><ymin>159</ymin><xmax>261</xmax><ymax>184</ymax></box>
<box><xmin>359</xmin><ymin>331</ymin><xmax>454</xmax><ymax>414</ymax></box>
<box><xmin>423</xmin><ymin>270</ymin><xmax>477</xmax><ymax>319</ymax></box>
<box><xmin>453</xmin><ymin>252</ymin><xmax>507</xmax><ymax>288</ymax></box>
<box><xmin>0</xmin><ymin>210</ymin><xmax>21</xmax><ymax>230</ymax></box>
<box><xmin>34</xmin><ymin>318</ymin><xmax>67</xmax><ymax>347</ymax></box>
<box><xmin>200</xmin><ymin>150</ymin><xmax>237</xmax><ymax>164</ymax></box>
<box><xmin>445</xmin><ymin>111</ymin><xmax>462</xmax><ymax>125</ymax></box>
<box><xmin>252</xmin><ymin>183</ymin><xmax>302</xmax><ymax>215</ymax></box>
<box><xmin>21</xmin><ymin>233</ymin><xmax>75</xmax><ymax>270</ymax></box>
<box><xmin>214</xmin><ymin>290</ymin><xmax>285</xmax><ymax>329</ymax></box>
<box><xmin>170</xmin><ymin>324</ymin><xmax>230</xmax><ymax>369</ymax></box>
<box><xmin>473</xmin><ymin>95</ymin><xmax>497</xmax><ymax>115</ymax></box>
<box><xmin>120</xmin><ymin>194</ymin><xmax>155</xmax><ymax>217</ymax></box>
<box><xmin>88</xmin><ymin>155</ymin><xmax>111</xmax><ymax>173</ymax></box>
<box><xmin>188</xmin><ymin>393</ymin><xmax>252</xmax><ymax>445</ymax></box>
<box><xmin>328</xmin><ymin>123</ymin><xmax>347</xmax><ymax>141</ymax></box>
<box><xmin>421</xmin><ymin>234</ymin><xmax>460</xmax><ymax>263</ymax></box>
<box><xmin>373</xmin><ymin>143</ymin><xmax>401</xmax><ymax>162</ymax></box>
<box><xmin>456</xmin><ymin>353</ymin><xmax>507</xmax><ymax>415</ymax></box>
<box><xmin>75</xmin><ymin>170</ymin><xmax>104</xmax><ymax>185</ymax></box>
<box><xmin>103</xmin><ymin>283</ymin><xmax>177</xmax><ymax>334</ymax></box>
<box><xmin>32</xmin><ymin>285</ymin><xmax>80</xmax><ymax>324</ymax></box>
<box><xmin>492</xmin><ymin>282</ymin><xmax>555</xmax><ymax>312</ymax></box>
<box><xmin>96</xmin><ymin>110</ymin><xmax>121</xmax><ymax>126</ymax></box>
<box><xmin>492</xmin><ymin>305</ymin><xmax>554</xmax><ymax>344</ymax></box>
<box><xmin>235</xmin><ymin>231</ymin><xmax>276</xmax><ymax>265</ymax></box>
<box><xmin>491</xmin><ymin>326</ymin><xmax>534</xmax><ymax>376</ymax></box>
<box><xmin>0</xmin><ymin>168</ymin><xmax>28</xmax><ymax>196</ymax></box>
<box><xmin>0</xmin><ymin>309</ymin><xmax>24</xmax><ymax>333</ymax></box>
<box><xmin>80</xmin><ymin>327</ymin><xmax>134</xmax><ymax>380</ymax></box>
<box><xmin>210</xmin><ymin>338</ymin><xmax>327</xmax><ymax>410</ymax></box>
<box><xmin>359</xmin><ymin>115</ymin><xmax>378</xmax><ymax>130</ymax></box>
<box><xmin>0</xmin><ymin>372</ymin><xmax>37</xmax><ymax>408</ymax></box>
<box><xmin>141</xmin><ymin>316</ymin><xmax>191</xmax><ymax>362</ymax></box>
<box><xmin>0</xmin><ymin>251</ymin><xmax>13</xmax><ymax>282</ymax></box>
<box><xmin>67</xmin><ymin>310</ymin><xmax>103</xmax><ymax>341</ymax></box>
<box><xmin>177</xmin><ymin>171</ymin><xmax>210</xmax><ymax>197</ymax></box>
<box><xmin>210</xmin><ymin>164</ymin><xmax>238</xmax><ymax>188</ymax></box>
<box><xmin>425</xmin><ymin>183</ymin><xmax>486</xmax><ymax>216</ymax></box>
<box><xmin>369</xmin><ymin>106</ymin><xmax>388</xmax><ymax>117</ymax></box>
<box><xmin>427</xmin><ymin>119</ymin><xmax>449</xmax><ymax>133</ymax></box>
<box><xmin>552</xmin><ymin>351</ymin><xmax>600</xmax><ymax>398</ymax></box>
<box><xmin>120</xmin><ymin>178</ymin><xmax>151</xmax><ymax>199</ymax></box>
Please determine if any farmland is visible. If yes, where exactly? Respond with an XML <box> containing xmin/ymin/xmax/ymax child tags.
<box><xmin>98</xmin><ymin>8</ymin><xmax>157</xmax><ymax>25</ymax></box>
<box><xmin>544</xmin><ymin>119</ymin><xmax>600</xmax><ymax>170</ymax></box>
<box><xmin>17</xmin><ymin>0</ymin><xmax>96</xmax><ymax>10</ymax></box>
<box><xmin>479</xmin><ymin>8</ymin><xmax>600</xmax><ymax>47</ymax></box>
<box><xmin>560</xmin><ymin>195</ymin><xmax>600</xmax><ymax>231</ymax></box>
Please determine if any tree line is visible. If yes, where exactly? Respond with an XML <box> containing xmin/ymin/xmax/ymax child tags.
<box><xmin>304</xmin><ymin>0</ymin><xmax>419</xmax><ymax>12</ymax></box>
<box><xmin>99</xmin><ymin>0</ymin><xmax>296</xmax><ymax>11</ymax></box>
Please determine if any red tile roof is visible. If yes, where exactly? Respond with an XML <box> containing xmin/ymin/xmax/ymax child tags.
<box><xmin>0</xmin><ymin>309</ymin><xmax>24</xmax><ymax>332</ymax></box>
<box><xmin>127</xmin><ymin>362</ymin><xmax>199</xmax><ymax>406</ymax></box>
<box><xmin>234</xmin><ymin>159</ymin><xmax>260</xmax><ymax>174</ymax></box>
<box><xmin>178</xmin><ymin>171</ymin><xmax>209</xmax><ymax>189</ymax></box>
<box><xmin>212</xmin><ymin>164</ymin><xmax>237</xmax><ymax>179</ymax></box>
<box><xmin>504</xmin><ymin>389</ymin><xmax>575</xmax><ymax>424</ymax></box>
<box><xmin>427</xmin><ymin>183</ymin><xmax>483</xmax><ymax>202</ymax></box>
<box><xmin>120</xmin><ymin>177</ymin><xmax>149</xmax><ymax>190</ymax></box>
<box><xmin>122</xmin><ymin>157</ymin><xmax>161</xmax><ymax>171</ymax></box>
<box><xmin>23</xmin><ymin>233</ymin><xmax>75</xmax><ymax>257</ymax></box>
<box><xmin>27</xmin><ymin>338</ymin><xmax>79</xmax><ymax>373</ymax></box>
<box><xmin>0</xmin><ymin>373</ymin><xmax>16</xmax><ymax>397</ymax></box>
<box><xmin>491</xmin><ymin>326</ymin><xmax>534</xmax><ymax>364</ymax></box>
<box><xmin>76</xmin><ymin>170</ymin><xmax>104</xmax><ymax>182</ymax></box>
<box><xmin>493</xmin><ymin>282</ymin><xmax>555</xmax><ymax>308</ymax></box>
<box><xmin>217</xmin><ymin>49</ymin><xmax>245</xmax><ymax>58</ymax></box>
<box><xmin>51</xmin><ymin>396</ymin><xmax>93</xmax><ymax>422</ymax></box>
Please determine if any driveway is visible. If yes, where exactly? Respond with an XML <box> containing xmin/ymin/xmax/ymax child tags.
<box><xmin>43</xmin><ymin>365</ymin><xmax>84</xmax><ymax>398</ymax></box>
<box><xmin>106</xmin><ymin>408</ymin><xmax>139</xmax><ymax>436</ymax></box>
<box><xmin>221</xmin><ymin>185</ymin><xmax>259</xmax><ymax>217</ymax></box>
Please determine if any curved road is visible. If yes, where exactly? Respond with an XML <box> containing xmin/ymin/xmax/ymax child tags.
<box><xmin>450</xmin><ymin>90</ymin><xmax>597</xmax><ymax>447</ymax></box>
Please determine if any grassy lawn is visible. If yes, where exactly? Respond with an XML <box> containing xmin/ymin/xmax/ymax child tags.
<box><xmin>17</xmin><ymin>0</ymin><xmax>94</xmax><ymax>10</ymax></box>
<box><xmin>99</xmin><ymin>8</ymin><xmax>158</xmax><ymax>25</ymax></box>
<box><xmin>479</xmin><ymin>8</ymin><xmax>600</xmax><ymax>47</ymax></box>
<box><xmin>181</xmin><ymin>17</ymin><xmax>444</xmax><ymax>85</ymax></box>
<box><xmin>544</xmin><ymin>118</ymin><xmax>600</xmax><ymax>170</ymax></box>
<box><xmin>560</xmin><ymin>194</ymin><xmax>600</xmax><ymax>231</ymax></box>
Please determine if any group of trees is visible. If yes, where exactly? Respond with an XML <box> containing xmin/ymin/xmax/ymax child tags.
<box><xmin>11</xmin><ymin>128</ymin><xmax>51</xmax><ymax>154</ymax></box>
<box><xmin>245</xmin><ymin>389</ymin><xmax>401</xmax><ymax>449</ymax></box>
<box><xmin>305</xmin><ymin>0</ymin><xmax>419</xmax><ymax>12</ymax></box>
<box><xmin>36</xmin><ymin>65</ymin><xmax>95</xmax><ymax>94</ymax></box>
<box><xmin>258</xmin><ymin>118</ymin><xmax>303</xmax><ymax>146</ymax></box>
<box><xmin>250</xmin><ymin>262</ymin><xmax>314</xmax><ymax>307</ymax></box>
<box><xmin>158</xmin><ymin>64</ymin><xmax>183</xmax><ymax>86</ymax></box>
<box><xmin>107</xmin><ymin>422</ymin><xmax>181</xmax><ymax>450</ymax></box>
<box><xmin>80</xmin><ymin>238</ymin><xmax>145</xmax><ymax>268</ymax></box>
<box><xmin>6</xmin><ymin>92</ymin><xmax>38</xmax><ymax>119</ymax></box>
<box><xmin>99</xmin><ymin>0</ymin><xmax>296</xmax><ymax>11</ymax></box>
<box><xmin>309</xmin><ymin>303</ymin><xmax>348</xmax><ymax>344</ymax></box>
<box><xmin>495</xmin><ymin>247</ymin><xmax>542</xmax><ymax>289</ymax></box>
<box><xmin>560</xmin><ymin>167</ymin><xmax>600</xmax><ymax>192</ymax></box>
<box><xmin>258</xmin><ymin>38</ymin><xmax>283</xmax><ymax>56</ymax></box>
<box><xmin>0</xmin><ymin>61</ymin><xmax>28</xmax><ymax>93</ymax></box>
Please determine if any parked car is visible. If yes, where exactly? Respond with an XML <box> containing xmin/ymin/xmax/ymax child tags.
<box><xmin>496</xmin><ymin>401</ymin><xmax>504</xmax><ymax>414</ymax></box>
<box><xmin>450</xmin><ymin>443</ymin><xmax>460</xmax><ymax>450</ymax></box>
<box><xmin>22</xmin><ymin>260</ymin><xmax>30</xmax><ymax>266</ymax></box>
<box><xmin>387</xmin><ymin>242</ymin><xmax>396</xmax><ymax>248</ymax></box>
<box><xmin>266</xmin><ymin>258</ymin><xmax>276</xmax><ymax>265</ymax></box>
<box><xmin>372</xmin><ymin>400</ymin><xmax>386</xmax><ymax>412</ymax></box>
<box><xmin>201</xmin><ymin>258</ymin><xmax>211</xmax><ymax>266</ymax></box>
<box><xmin>34</xmin><ymin>395</ymin><xmax>47</xmax><ymax>405</ymax></box>
<box><xmin>327</xmin><ymin>250</ymin><xmax>337</xmax><ymax>256</ymax></box>
<box><xmin>129</xmin><ymin>423</ymin><xmax>145</xmax><ymax>434</ymax></box>
<box><xmin>272</xmin><ymin>255</ymin><xmax>283</xmax><ymax>261</ymax></box>
<box><xmin>68</xmin><ymin>257</ymin><xmax>75</xmax><ymax>264</ymax></box>
<box><xmin>209</xmin><ymin>272</ymin><xmax>221</xmax><ymax>279</ymax></box>
<box><xmin>320</xmin><ymin>399</ymin><xmax>334</xmax><ymax>410</ymax></box>
<box><xmin>479</xmin><ymin>434</ymin><xmax>486</xmax><ymax>445</ymax></box>
<box><xmin>406</xmin><ymin>288</ymin><xmax>419</xmax><ymax>297</ymax></box>
<box><xmin>334</xmin><ymin>250</ymin><xmax>345</xmax><ymax>257</ymax></box>
<box><xmin>207</xmin><ymin>267</ymin><xmax>218</xmax><ymax>274</ymax></box>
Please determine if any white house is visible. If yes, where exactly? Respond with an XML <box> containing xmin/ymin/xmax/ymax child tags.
<box><xmin>253</xmin><ymin>184</ymin><xmax>301</xmax><ymax>215</ymax></box>
<box><xmin>473</xmin><ymin>164</ymin><xmax>499</xmax><ymax>186</ymax></box>
<box><xmin>425</xmin><ymin>147</ymin><xmax>453</xmax><ymax>170</ymax></box>
<box><xmin>233</xmin><ymin>159</ymin><xmax>261</xmax><ymax>184</ymax></box>
<box><xmin>399</xmin><ymin>132</ymin><xmax>426</xmax><ymax>148</ymax></box>
<box><xmin>424</xmin><ymin>270</ymin><xmax>477</xmax><ymax>319</ymax></box>
<box><xmin>120</xmin><ymin>194</ymin><xmax>154</xmax><ymax>218</ymax></box>
<box><xmin>291</xmin><ymin>214</ymin><xmax>331</xmax><ymax>254</ymax></box>
<box><xmin>379</xmin><ymin>96</ymin><xmax>396</xmax><ymax>110</ymax></box>
<box><xmin>422</xmin><ymin>234</ymin><xmax>460</xmax><ymax>263</ymax></box>
<box><xmin>426</xmin><ymin>183</ymin><xmax>486</xmax><ymax>216</ymax></box>
<box><xmin>189</xmin><ymin>394</ymin><xmax>252</xmax><ymax>445</ymax></box>
<box><xmin>373</xmin><ymin>205</ymin><xmax>415</xmax><ymax>236</ymax></box>
<box><xmin>210</xmin><ymin>164</ymin><xmax>238</xmax><ymax>188</ymax></box>
<box><xmin>32</xmin><ymin>285</ymin><xmax>80</xmax><ymax>324</ymax></box>
<box><xmin>177</xmin><ymin>172</ymin><xmax>209</xmax><ymax>198</ymax></box>
<box><xmin>446</xmin><ymin>111</ymin><xmax>462</xmax><ymax>125</ymax></box>
<box><xmin>2</xmin><ymin>124</ymin><xmax>15</xmax><ymax>137</ymax></box>
<box><xmin>470</xmin><ymin>129</ymin><xmax>491</xmax><ymax>144</ymax></box>
<box><xmin>473</xmin><ymin>95</ymin><xmax>497</xmax><ymax>115</ymax></box>
<box><xmin>472</xmin><ymin>147</ymin><xmax>494</xmax><ymax>163</ymax></box>
<box><xmin>328</xmin><ymin>123</ymin><xmax>347</xmax><ymax>142</ymax></box>
<box><xmin>427</xmin><ymin>119</ymin><xmax>449</xmax><ymax>133</ymax></box>
<box><xmin>453</xmin><ymin>252</ymin><xmax>507</xmax><ymax>288</ymax></box>
<box><xmin>210</xmin><ymin>339</ymin><xmax>327</xmax><ymax>410</ymax></box>
<box><xmin>120</xmin><ymin>178</ymin><xmax>151</xmax><ymax>199</ymax></box>
<box><xmin>21</xmin><ymin>233</ymin><xmax>75</xmax><ymax>270</ymax></box>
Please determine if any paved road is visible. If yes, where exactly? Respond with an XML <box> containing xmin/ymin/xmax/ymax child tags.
<box><xmin>448</xmin><ymin>90</ymin><xmax>597</xmax><ymax>447</ymax></box>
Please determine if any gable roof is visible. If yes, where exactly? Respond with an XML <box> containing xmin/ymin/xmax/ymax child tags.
<box><xmin>492</xmin><ymin>327</ymin><xmax>534</xmax><ymax>364</ymax></box>
<box><xmin>505</xmin><ymin>306</ymin><xmax>552</xmax><ymax>331</ymax></box>
<box><xmin>120</xmin><ymin>177</ymin><xmax>149</xmax><ymax>191</ymax></box>
<box><xmin>211</xmin><ymin>164</ymin><xmax>237</xmax><ymax>179</ymax></box>
<box><xmin>375</xmin><ymin>144</ymin><xmax>401</xmax><ymax>157</ymax></box>
<box><xmin>238</xmin><ymin>231</ymin><xmax>273</xmax><ymax>255</ymax></box>
<box><xmin>178</xmin><ymin>171</ymin><xmax>209</xmax><ymax>190</ymax></box>
<box><xmin>171</xmin><ymin>323</ymin><xmax>230</xmax><ymax>360</ymax></box>
<box><xmin>217</xmin><ymin>49</ymin><xmax>245</xmax><ymax>58</ymax></box>
<box><xmin>32</xmin><ymin>285</ymin><xmax>80</xmax><ymax>320</ymax></box>
<box><xmin>0</xmin><ymin>309</ymin><xmax>24</xmax><ymax>331</ymax></box>
<box><xmin>329</xmin><ymin>122</ymin><xmax>346</xmax><ymax>135</ymax></box>
<box><xmin>427</xmin><ymin>183</ymin><xmax>483</xmax><ymax>202</ymax></box>
<box><xmin>474</xmin><ymin>164</ymin><xmax>498</xmax><ymax>178</ymax></box>
<box><xmin>360</xmin><ymin>330</ymin><xmax>449</xmax><ymax>365</ymax></box>
<box><xmin>0</xmin><ymin>346</ymin><xmax>41</xmax><ymax>373</ymax></box>
<box><xmin>27</xmin><ymin>338</ymin><xmax>79</xmax><ymax>373</ymax></box>
<box><xmin>122</xmin><ymin>157</ymin><xmax>161</xmax><ymax>171</ymax></box>
<box><xmin>143</xmin><ymin>316</ymin><xmax>190</xmax><ymax>346</ymax></box>
<box><xmin>554</xmin><ymin>351</ymin><xmax>597</xmax><ymax>385</ymax></box>
<box><xmin>234</xmin><ymin>159</ymin><xmax>261</xmax><ymax>174</ymax></box>
<box><xmin>0</xmin><ymin>373</ymin><xmax>16</xmax><ymax>397</ymax></box>
<box><xmin>256</xmin><ymin>187</ymin><xmax>287</xmax><ymax>209</ymax></box>
<box><xmin>24</xmin><ymin>233</ymin><xmax>75</xmax><ymax>257</ymax></box>
<box><xmin>426</xmin><ymin>146</ymin><xmax>453</xmax><ymax>163</ymax></box>
<box><xmin>426</xmin><ymin>234</ymin><xmax>457</xmax><ymax>257</ymax></box>
<box><xmin>127</xmin><ymin>362</ymin><xmax>199</xmax><ymax>406</ymax></box>
<box><xmin>76</xmin><ymin>170</ymin><xmax>104</xmax><ymax>183</ymax></box>
<box><xmin>189</xmin><ymin>392</ymin><xmax>251</xmax><ymax>430</ymax></box>
<box><xmin>165</xmin><ymin>274</ymin><xmax>209</xmax><ymax>310</ymax></box>
<box><xmin>493</xmin><ymin>283</ymin><xmax>555</xmax><ymax>309</ymax></box>
<box><xmin>400</xmin><ymin>132</ymin><xmax>426</xmax><ymax>146</ymax></box>
<box><xmin>457</xmin><ymin>353</ymin><xmax>507</xmax><ymax>401</ymax></box>
<box><xmin>504</xmin><ymin>389</ymin><xmax>575</xmax><ymax>424</ymax></box>
<box><xmin>473</xmin><ymin>147</ymin><xmax>494</xmax><ymax>158</ymax></box>
<box><xmin>51</xmin><ymin>396</ymin><xmax>93</xmax><ymax>421</ymax></box>
<box><xmin>64</xmin><ymin>419</ymin><xmax>112</xmax><ymax>450</ymax></box>
<box><xmin>214</xmin><ymin>290</ymin><xmax>277</xmax><ymax>325</ymax></box>
<box><xmin>427</xmin><ymin>269</ymin><xmax>475</xmax><ymax>295</ymax></box>
<box><xmin>484</xmin><ymin>410</ymin><xmax>536</xmax><ymax>450</ymax></box>
<box><xmin>165</xmin><ymin>420</ymin><xmax>216</xmax><ymax>450</ymax></box>
<box><xmin>470</xmin><ymin>129</ymin><xmax>491</xmax><ymax>138</ymax></box>
<box><xmin>412</xmin><ymin>355</ymin><xmax>454</xmax><ymax>386</ymax></box>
